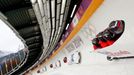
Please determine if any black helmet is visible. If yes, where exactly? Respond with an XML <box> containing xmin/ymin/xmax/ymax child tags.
<box><xmin>92</xmin><ymin>38</ymin><xmax>100</xmax><ymax>46</ymax></box>
<box><xmin>103</xmin><ymin>29</ymin><xmax>115</xmax><ymax>40</ymax></box>
<box><xmin>97</xmin><ymin>32</ymin><xmax>107</xmax><ymax>42</ymax></box>
<box><xmin>108</xmin><ymin>20</ymin><xmax>125</xmax><ymax>34</ymax></box>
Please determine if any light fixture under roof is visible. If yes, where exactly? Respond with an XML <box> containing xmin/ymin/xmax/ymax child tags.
<box><xmin>58</xmin><ymin>27</ymin><xmax>61</xmax><ymax>34</ymax></box>
<box><xmin>65</xmin><ymin>23</ymin><xmax>70</xmax><ymax>30</ymax></box>
<box><xmin>59</xmin><ymin>15</ymin><xmax>63</xmax><ymax>26</ymax></box>
<box><xmin>70</xmin><ymin>5</ymin><xmax>77</xmax><ymax>18</ymax></box>
<box><xmin>51</xmin><ymin>0</ymin><xmax>55</xmax><ymax>18</ymax></box>
<box><xmin>52</xmin><ymin>18</ymin><xmax>55</xmax><ymax>29</ymax></box>
<box><xmin>56</xmin><ymin>4</ymin><xmax>60</xmax><ymax>20</ymax></box>
<box><xmin>61</xmin><ymin>0</ymin><xmax>66</xmax><ymax>14</ymax></box>
<box><xmin>51</xmin><ymin>29</ymin><xmax>55</xmax><ymax>37</ymax></box>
